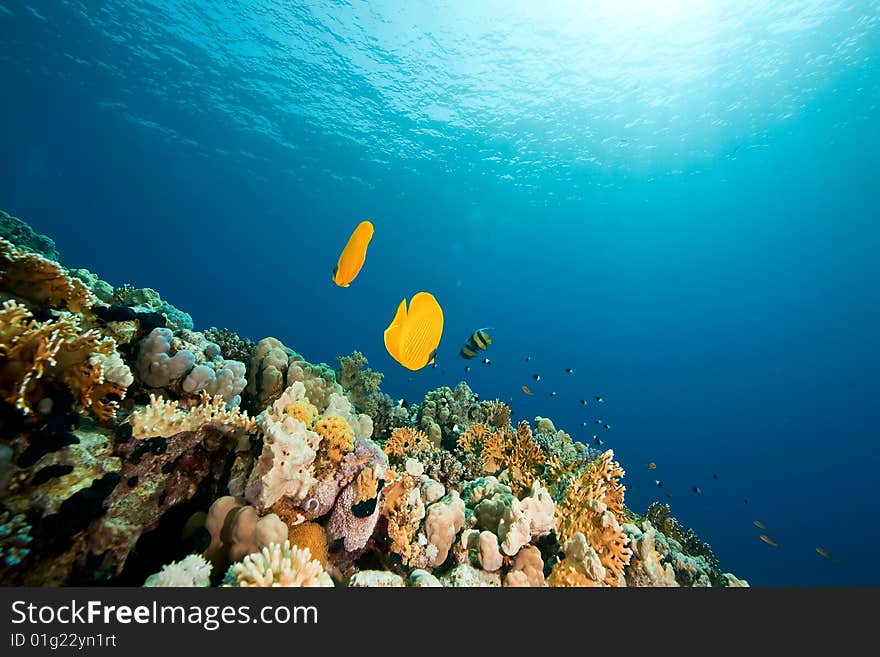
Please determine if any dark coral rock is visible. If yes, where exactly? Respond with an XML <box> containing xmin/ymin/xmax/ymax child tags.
<box><xmin>33</xmin><ymin>472</ymin><xmax>121</xmax><ymax>556</ymax></box>
<box><xmin>76</xmin><ymin>425</ymin><xmax>238</xmax><ymax>583</ymax></box>
<box><xmin>203</xmin><ymin>327</ymin><xmax>255</xmax><ymax>364</ymax></box>
<box><xmin>93</xmin><ymin>304</ymin><xmax>137</xmax><ymax>323</ymax></box>
<box><xmin>17</xmin><ymin>431</ymin><xmax>80</xmax><ymax>469</ymax></box>
<box><xmin>30</xmin><ymin>464</ymin><xmax>75</xmax><ymax>486</ymax></box>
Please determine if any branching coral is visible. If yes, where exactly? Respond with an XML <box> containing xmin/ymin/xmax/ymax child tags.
<box><xmin>548</xmin><ymin>532</ymin><xmax>607</xmax><ymax>587</ymax></box>
<box><xmin>383</xmin><ymin>427</ymin><xmax>435</xmax><ymax>461</ymax></box>
<box><xmin>128</xmin><ymin>392</ymin><xmax>256</xmax><ymax>440</ymax></box>
<box><xmin>0</xmin><ymin>300</ymin><xmax>132</xmax><ymax>419</ymax></box>
<box><xmin>0</xmin><ymin>238</ymin><xmax>95</xmax><ymax>314</ymax></box>
<box><xmin>223</xmin><ymin>540</ymin><xmax>333</xmax><ymax>587</ymax></box>
<box><xmin>336</xmin><ymin>350</ymin><xmax>382</xmax><ymax>406</ymax></box>
<box><xmin>478</xmin><ymin>421</ymin><xmax>546</xmax><ymax>496</ymax></box>
<box><xmin>456</xmin><ymin>422</ymin><xmax>491</xmax><ymax>453</ymax></box>
<box><xmin>144</xmin><ymin>554</ymin><xmax>212</xmax><ymax>587</ymax></box>
<box><xmin>556</xmin><ymin>450</ymin><xmax>631</xmax><ymax>586</ymax></box>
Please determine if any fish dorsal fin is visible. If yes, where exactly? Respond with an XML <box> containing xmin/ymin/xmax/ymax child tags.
<box><xmin>383</xmin><ymin>298</ymin><xmax>409</xmax><ymax>358</ymax></box>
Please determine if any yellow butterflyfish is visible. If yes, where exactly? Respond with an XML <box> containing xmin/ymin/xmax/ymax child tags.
<box><xmin>332</xmin><ymin>220</ymin><xmax>374</xmax><ymax>287</ymax></box>
<box><xmin>383</xmin><ymin>292</ymin><xmax>444</xmax><ymax>371</ymax></box>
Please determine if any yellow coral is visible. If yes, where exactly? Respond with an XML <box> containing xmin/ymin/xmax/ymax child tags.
<box><xmin>284</xmin><ymin>398</ymin><xmax>318</xmax><ymax>428</ymax></box>
<box><xmin>556</xmin><ymin>450</ymin><xmax>632</xmax><ymax>587</ymax></box>
<box><xmin>383</xmin><ymin>427</ymin><xmax>433</xmax><ymax>459</ymax></box>
<box><xmin>379</xmin><ymin>474</ymin><xmax>422</xmax><ymax>563</ymax></box>
<box><xmin>477</xmin><ymin>421</ymin><xmax>545</xmax><ymax>495</ymax></box>
<box><xmin>0</xmin><ymin>238</ymin><xmax>95</xmax><ymax>314</ymax></box>
<box><xmin>287</xmin><ymin>522</ymin><xmax>328</xmax><ymax>567</ymax></box>
<box><xmin>548</xmin><ymin>564</ymin><xmax>603</xmax><ymax>587</ymax></box>
<box><xmin>129</xmin><ymin>392</ymin><xmax>256</xmax><ymax>439</ymax></box>
<box><xmin>314</xmin><ymin>416</ymin><xmax>354</xmax><ymax>462</ymax></box>
<box><xmin>0</xmin><ymin>300</ymin><xmax>130</xmax><ymax>418</ymax></box>
<box><xmin>354</xmin><ymin>467</ymin><xmax>379</xmax><ymax>504</ymax></box>
<box><xmin>456</xmin><ymin>422</ymin><xmax>490</xmax><ymax>453</ymax></box>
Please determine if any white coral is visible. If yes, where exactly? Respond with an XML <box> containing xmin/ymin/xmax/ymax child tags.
<box><xmin>324</xmin><ymin>391</ymin><xmax>373</xmax><ymax>439</ymax></box>
<box><xmin>225</xmin><ymin>541</ymin><xmax>333</xmax><ymax>587</ymax></box>
<box><xmin>520</xmin><ymin>480</ymin><xmax>556</xmax><ymax>539</ymax></box>
<box><xmin>144</xmin><ymin>554</ymin><xmax>212</xmax><ymax>587</ymax></box>
<box><xmin>246</xmin><ymin>414</ymin><xmax>320</xmax><ymax>509</ymax></box>
<box><xmin>136</xmin><ymin>327</ymin><xmax>195</xmax><ymax>388</ymax></box>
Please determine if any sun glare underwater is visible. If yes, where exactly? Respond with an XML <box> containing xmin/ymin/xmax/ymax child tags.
<box><xmin>0</xmin><ymin>0</ymin><xmax>879</xmax><ymax>587</ymax></box>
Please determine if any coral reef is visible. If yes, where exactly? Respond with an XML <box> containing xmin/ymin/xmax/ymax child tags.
<box><xmin>0</xmin><ymin>213</ymin><xmax>748</xmax><ymax>588</ymax></box>
<box><xmin>112</xmin><ymin>284</ymin><xmax>193</xmax><ymax>331</ymax></box>
<box><xmin>556</xmin><ymin>450</ymin><xmax>632</xmax><ymax>586</ymax></box>
<box><xmin>1</xmin><ymin>238</ymin><xmax>95</xmax><ymax>315</ymax></box>
<box><xmin>128</xmin><ymin>393</ymin><xmax>255</xmax><ymax>440</ymax></box>
<box><xmin>0</xmin><ymin>300</ymin><xmax>132</xmax><ymax>419</ymax></box>
<box><xmin>135</xmin><ymin>327</ymin><xmax>247</xmax><ymax>406</ymax></box>
<box><xmin>0</xmin><ymin>210</ymin><xmax>59</xmax><ymax>260</ymax></box>
<box><xmin>642</xmin><ymin>501</ymin><xmax>727</xmax><ymax>587</ymax></box>
<box><xmin>203</xmin><ymin>327</ymin><xmax>255</xmax><ymax>365</ymax></box>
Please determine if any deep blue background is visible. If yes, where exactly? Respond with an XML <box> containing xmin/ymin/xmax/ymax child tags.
<box><xmin>1</xmin><ymin>0</ymin><xmax>878</xmax><ymax>585</ymax></box>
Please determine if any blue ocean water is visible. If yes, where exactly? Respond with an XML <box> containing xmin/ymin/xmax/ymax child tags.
<box><xmin>1</xmin><ymin>0</ymin><xmax>878</xmax><ymax>586</ymax></box>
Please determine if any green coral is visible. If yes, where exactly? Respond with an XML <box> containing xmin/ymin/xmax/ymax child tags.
<box><xmin>336</xmin><ymin>350</ymin><xmax>383</xmax><ymax>400</ymax></box>
<box><xmin>642</xmin><ymin>502</ymin><xmax>725</xmax><ymax>587</ymax></box>
<box><xmin>0</xmin><ymin>210</ymin><xmax>59</xmax><ymax>261</ymax></box>
<box><xmin>0</xmin><ymin>510</ymin><xmax>32</xmax><ymax>568</ymax></box>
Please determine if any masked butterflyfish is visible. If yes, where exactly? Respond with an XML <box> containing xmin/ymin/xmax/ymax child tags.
<box><xmin>332</xmin><ymin>220</ymin><xmax>374</xmax><ymax>287</ymax></box>
<box><xmin>383</xmin><ymin>292</ymin><xmax>444</xmax><ymax>371</ymax></box>
<box><xmin>460</xmin><ymin>328</ymin><xmax>493</xmax><ymax>359</ymax></box>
